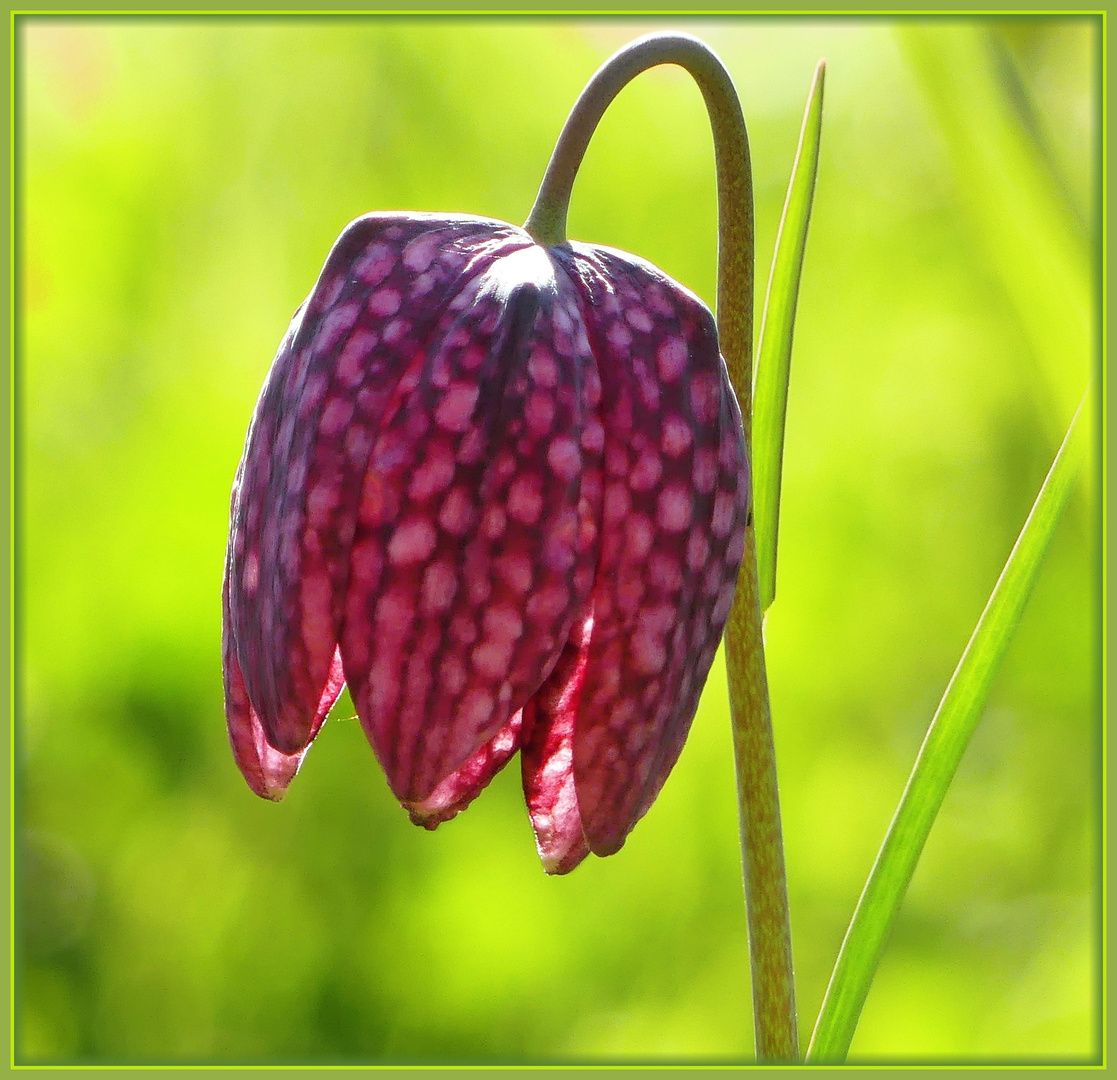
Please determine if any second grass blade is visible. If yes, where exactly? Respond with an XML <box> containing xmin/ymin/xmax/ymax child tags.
<box><xmin>752</xmin><ymin>59</ymin><xmax>825</xmax><ymax>614</ymax></box>
<box><xmin>806</xmin><ymin>393</ymin><xmax>1089</xmax><ymax>1063</ymax></box>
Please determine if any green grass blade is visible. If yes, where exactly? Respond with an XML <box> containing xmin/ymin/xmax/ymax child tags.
<box><xmin>806</xmin><ymin>393</ymin><xmax>1088</xmax><ymax>1064</ymax></box>
<box><xmin>753</xmin><ymin>60</ymin><xmax>825</xmax><ymax>613</ymax></box>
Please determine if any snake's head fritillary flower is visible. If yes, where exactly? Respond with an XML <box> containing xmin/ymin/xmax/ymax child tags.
<box><xmin>223</xmin><ymin>212</ymin><xmax>750</xmax><ymax>873</ymax></box>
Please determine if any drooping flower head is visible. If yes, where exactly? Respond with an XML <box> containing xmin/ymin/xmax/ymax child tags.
<box><xmin>223</xmin><ymin>212</ymin><xmax>750</xmax><ymax>873</ymax></box>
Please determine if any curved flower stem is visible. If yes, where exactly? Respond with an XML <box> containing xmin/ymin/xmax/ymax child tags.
<box><xmin>527</xmin><ymin>33</ymin><xmax>798</xmax><ymax>1062</ymax></box>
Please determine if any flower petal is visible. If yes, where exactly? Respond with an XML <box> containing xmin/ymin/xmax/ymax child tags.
<box><xmin>556</xmin><ymin>244</ymin><xmax>751</xmax><ymax>857</ymax></box>
<box><xmin>223</xmin><ymin>552</ymin><xmax>343</xmax><ymax>799</ymax></box>
<box><xmin>520</xmin><ymin>613</ymin><xmax>594</xmax><ymax>875</ymax></box>
<box><xmin>403</xmin><ymin>711</ymin><xmax>522</xmax><ymax>828</ymax></box>
<box><xmin>225</xmin><ymin>648</ymin><xmax>305</xmax><ymax>800</ymax></box>
<box><xmin>225</xmin><ymin>213</ymin><xmax>524</xmax><ymax>754</ymax></box>
<box><xmin>341</xmin><ymin>244</ymin><xmax>604</xmax><ymax>804</ymax></box>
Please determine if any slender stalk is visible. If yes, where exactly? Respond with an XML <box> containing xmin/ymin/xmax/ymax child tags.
<box><xmin>526</xmin><ymin>33</ymin><xmax>798</xmax><ymax>1062</ymax></box>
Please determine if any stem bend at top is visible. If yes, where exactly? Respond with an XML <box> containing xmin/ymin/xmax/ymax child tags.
<box><xmin>524</xmin><ymin>32</ymin><xmax>756</xmax><ymax>428</ymax></box>
<box><xmin>527</xmin><ymin>32</ymin><xmax>798</xmax><ymax>1064</ymax></box>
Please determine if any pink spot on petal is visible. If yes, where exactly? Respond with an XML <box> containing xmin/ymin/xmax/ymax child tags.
<box><xmin>472</xmin><ymin>640</ymin><xmax>513</xmax><ymax>679</ymax></box>
<box><xmin>606</xmin><ymin>443</ymin><xmax>629</xmax><ymax>477</ymax></box>
<box><xmin>720</xmin><ymin>430</ymin><xmax>743</xmax><ymax>472</ymax></box>
<box><xmin>388</xmin><ymin>518</ymin><xmax>437</xmax><ymax>565</ymax></box>
<box><xmin>508</xmin><ymin>474</ymin><xmax>543</xmax><ymax>525</ymax></box>
<box><xmin>656</xmin><ymin>336</ymin><xmax>688</xmax><ymax>382</ymax></box>
<box><xmin>689</xmin><ymin>372</ymin><xmax>720</xmax><ymax>424</ymax></box>
<box><xmin>483</xmin><ymin>604</ymin><xmax>524</xmax><ymax>642</ymax></box>
<box><xmin>451</xmin><ymin>613</ymin><xmax>478</xmax><ymax>645</ymax></box>
<box><xmin>436</xmin><ymin>382</ymin><xmax>480</xmax><ymax>433</ymax></box>
<box><xmin>421</xmin><ymin>561</ymin><xmax>458</xmax><ymax>614</ymax></box>
<box><xmin>460</xmin><ymin>344</ymin><xmax>486</xmax><ymax>371</ymax></box>
<box><xmin>375</xmin><ymin>587</ymin><xmax>414</xmax><ymax>637</ymax></box>
<box><xmin>367</xmin><ymin>654</ymin><xmax>400</xmax><ymax>715</ymax></box>
<box><xmin>297</xmin><ymin>374</ymin><xmax>328</xmax><ymax>419</ymax></box>
<box><xmin>495</xmin><ymin>552</ymin><xmax>533</xmax><ymax>593</ymax></box>
<box><xmin>645</xmin><ymin>283</ymin><xmax>675</xmax><ymax>318</ymax></box>
<box><xmin>625</xmin><ymin>515</ymin><xmax>654</xmax><ymax>559</ymax></box>
<box><xmin>307</xmin><ymin>477</ymin><xmax>341</xmax><ymax>527</ymax></box>
<box><xmin>319</xmin><ymin>397</ymin><xmax>355</xmax><ymax>437</ymax></box>
<box><xmin>625</xmin><ymin>306</ymin><xmax>654</xmax><ymax>333</ymax></box>
<box><xmin>457</xmin><ymin>428</ymin><xmax>486</xmax><ymax>465</ymax></box>
<box><xmin>692</xmin><ymin>448</ymin><xmax>719</xmax><ymax>494</ymax></box>
<box><xmin>242</xmin><ymin>551</ymin><xmax>260</xmax><ymax>593</ymax></box>
<box><xmin>607</xmin><ymin>320</ymin><xmax>632</xmax><ymax>352</ymax></box>
<box><xmin>640</xmin><ymin>602</ymin><xmax>676</xmax><ymax>636</ymax></box>
<box><xmin>528</xmin><ymin>348</ymin><xmax>558</xmax><ymax>388</ymax></box>
<box><xmin>315</xmin><ymin>302</ymin><xmax>359</xmax><ymax>355</ymax></box>
<box><xmin>354</xmin><ymin>242</ymin><xmax>396</xmax><ymax>285</ymax></box>
<box><xmin>439</xmin><ymin>487</ymin><xmax>474</xmax><ymax>535</ymax></box>
<box><xmin>336</xmin><ymin>330</ymin><xmax>377</xmax><ymax>386</ymax></box>
<box><xmin>525</xmin><ymin>391</ymin><xmax>555</xmax><ymax>436</ymax></box>
<box><xmin>413</xmin><ymin>271</ymin><xmax>437</xmax><ymax>298</ymax></box>
<box><xmin>459</xmin><ymin>688</ymin><xmax>495</xmax><ymax>730</ymax></box>
<box><xmin>350</xmin><ymin>539</ymin><xmax>383</xmax><ymax>585</ymax></box>
<box><xmin>604</xmin><ymin>483</ymin><xmax>630</xmax><ymax>524</ymax></box>
<box><xmin>630</xmin><ymin>451</ymin><xmax>663</xmax><ymax>492</ymax></box>
<box><xmin>616</xmin><ymin>575</ymin><xmax>644</xmax><ymax>615</ymax></box>
<box><xmin>686</xmin><ymin>530</ymin><xmax>710</xmax><ymax>571</ymax></box>
<box><xmin>581</xmin><ymin>419</ymin><xmax>605</xmax><ymax>453</ymax></box>
<box><xmin>317</xmin><ymin>274</ymin><xmax>345</xmax><ymax>311</ymax></box>
<box><xmin>482</xmin><ymin>505</ymin><xmax>507</xmax><ymax>540</ymax></box>
<box><xmin>526</xmin><ymin>583</ymin><xmax>570</xmax><ymax>622</ymax></box>
<box><xmin>383</xmin><ymin>319</ymin><xmax>409</xmax><ymax>345</ymax></box>
<box><xmin>657</xmin><ymin>484</ymin><xmax>692</xmax><ymax>533</ymax></box>
<box><xmin>553</xmin><ymin>302</ymin><xmax>574</xmax><ymax>335</ymax></box>
<box><xmin>661</xmin><ymin>415</ymin><xmax>693</xmax><ymax>458</ymax></box>
<box><xmin>546</xmin><ymin>436</ymin><xmax>581</xmax><ymax>482</ymax></box>
<box><xmin>648</xmin><ymin>552</ymin><xmax>682</xmax><ymax>591</ymax></box>
<box><xmin>402</xmin><ymin>232</ymin><xmax>440</xmax><ymax>273</ymax></box>
<box><xmin>440</xmin><ymin>655</ymin><xmax>467</xmax><ymax>695</ymax></box>
<box><xmin>711</xmin><ymin>490</ymin><xmax>736</xmax><ymax>538</ymax></box>
<box><xmin>409</xmin><ymin>445</ymin><xmax>455</xmax><ymax>501</ymax></box>
<box><xmin>367</xmin><ymin>287</ymin><xmax>402</xmax><ymax>317</ymax></box>
<box><xmin>466</xmin><ymin>568</ymin><xmax>492</xmax><ymax>606</ymax></box>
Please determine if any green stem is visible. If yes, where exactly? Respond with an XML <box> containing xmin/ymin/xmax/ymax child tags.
<box><xmin>527</xmin><ymin>33</ymin><xmax>798</xmax><ymax>1062</ymax></box>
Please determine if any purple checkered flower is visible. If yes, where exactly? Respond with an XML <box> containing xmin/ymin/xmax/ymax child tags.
<box><xmin>223</xmin><ymin>212</ymin><xmax>749</xmax><ymax>873</ymax></box>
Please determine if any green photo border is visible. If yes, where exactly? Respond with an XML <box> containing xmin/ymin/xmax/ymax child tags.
<box><xmin>2</xmin><ymin>6</ymin><xmax>1108</xmax><ymax>1072</ymax></box>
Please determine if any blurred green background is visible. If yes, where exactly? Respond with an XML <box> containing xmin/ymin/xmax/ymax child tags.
<box><xmin>16</xmin><ymin>15</ymin><xmax>1099</xmax><ymax>1064</ymax></box>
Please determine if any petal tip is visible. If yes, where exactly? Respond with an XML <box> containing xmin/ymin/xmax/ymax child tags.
<box><xmin>399</xmin><ymin>714</ymin><xmax>523</xmax><ymax>831</ymax></box>
<box><xmin>404</xmin><ymin>800</ymin><xmax>458</xmax><ymax>831</ymax></box>
<box><xmin>584</xmin><ymin>829</ymin><xmax>626</xmax><ymax>859</ymax></box>
<box><xmin>539</xmin><ymin>843</ymin><xmax>589</xmax><ymax>876</ymax></box>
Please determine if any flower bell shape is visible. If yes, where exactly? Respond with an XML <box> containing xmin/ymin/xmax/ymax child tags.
<box><xmin>223</xmin><ymin>212</ymin><xmax>750</xmax><ymax>873</ymax></box>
